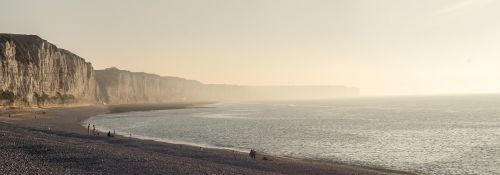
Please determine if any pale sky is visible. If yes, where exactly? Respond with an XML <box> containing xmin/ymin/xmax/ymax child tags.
<box><xmin>1</xmin><ymin>0</ymin><xmax>500</xmax><ymax>96</ymax></box>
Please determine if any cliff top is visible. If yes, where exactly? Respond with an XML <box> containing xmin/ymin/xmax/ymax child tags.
<box><xmin>0</xmin><ymin>33</ymin><xmax>44</xmax><ymax>43</ymax></box>
<box><xmin>0</xmin><ymin>33</ymin><xmax>91</xmax><ymax>65</ymax></box>
<box><xmin>96</xmin><ymin>67</ymin><xmax>202</xmax><ymax>84</ymax></box>
<box><xmin>0</xmin><ymin>33</ymin><xmax>48</xmax><ymax>51</ymax></box>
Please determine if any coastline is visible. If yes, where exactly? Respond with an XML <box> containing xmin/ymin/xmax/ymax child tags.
<box><xmin>0</xmin><ymin>104</ymin><xmax>416</xmax><ymax>175</ymax></box>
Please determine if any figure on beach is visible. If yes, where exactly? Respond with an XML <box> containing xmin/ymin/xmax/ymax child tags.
<box><xmin>107</xmin><ymin>131</ymin><xmax>113</xmax><ymax>137</ymax></box>
<box><xmin>87</xmin><ymin>124</ymin><xmax>91</xmax><ymax>134</ymax></box>
<box><xmin>249</xmin><ymin>149</ymin><xmax>256</xmax><ymax>160</ymax></box>
<box><xmin>92</xmin><ymin>124</ymin><xmax>96</xmax><ymax>135</ymax></box>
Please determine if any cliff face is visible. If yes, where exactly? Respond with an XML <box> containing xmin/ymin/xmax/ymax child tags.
<box><xmin>95</xmin><ymin>68</ymin><xmax>205</xmax><ymax>104</ymax></box>
<box><xmin>95</xmin><ymin>68</ymin><xmax>360</xmax><ymax>104</ymax></box>
<box><xmin>0</xmin><ymin>33</ymin><xmax>359</xmax><ymax>107</ymax></box>
<box><xmin>0</xmin><ymin>34</ymin><xmax>99</xmax><ymax>107</ymax></box>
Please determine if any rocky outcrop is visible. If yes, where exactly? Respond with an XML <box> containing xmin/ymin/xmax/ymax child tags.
<box><xmin>0</xmin><ymin>34</ymin><xmax>100</xmax><ymax>107</ymax></box>
<box><xmin>95</xmin><ymin>67</ymin><xmax>206</xmax><ymax>104</ymax></box>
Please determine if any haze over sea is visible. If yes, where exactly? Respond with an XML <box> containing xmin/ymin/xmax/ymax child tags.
<box><xmin>87</xmin><ymin>95</ymin><xmax>500</xmax><ymax>175</ymax></box>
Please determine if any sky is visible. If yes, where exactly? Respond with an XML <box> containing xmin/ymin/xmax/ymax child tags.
<box><xmin>1</xmin><ymin>0</ymin><xmax>500</xmax><ymax>96</ymax></box>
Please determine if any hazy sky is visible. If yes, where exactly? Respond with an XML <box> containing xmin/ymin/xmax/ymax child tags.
<box><xmin>1</xmin><ymin>0</ymin><xmax>500</xmax><ymax>96</ymax></box>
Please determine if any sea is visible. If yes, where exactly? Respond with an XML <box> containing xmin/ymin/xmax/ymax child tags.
<box><xmin>86</xmin><ymin>95</ymin><xmax>500</xmax><ymax>175</ymax></box>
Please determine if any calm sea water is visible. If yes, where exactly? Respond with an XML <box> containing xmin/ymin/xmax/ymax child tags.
<box><xmin>86</xmin><ymin>95</ymin><xmax>500</xmax><ymax>175</ymax></box>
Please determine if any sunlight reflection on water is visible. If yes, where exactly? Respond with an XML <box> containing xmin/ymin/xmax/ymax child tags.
<box><xmin>88</xmin><ymin>96</ymin><xmax>500</xmax><ymax>175</ymax></box>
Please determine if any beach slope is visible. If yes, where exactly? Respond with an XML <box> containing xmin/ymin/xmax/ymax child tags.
<box><xmin>0</xmin><ymin>105</ymin><xmax>413</xmax><ymax>175</ymax></box>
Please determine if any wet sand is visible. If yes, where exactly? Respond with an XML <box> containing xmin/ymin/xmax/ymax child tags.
<box><xmin>0</xmin><ymin>104</ymin><xmax>416</xmax><ymax>175</ymax></box>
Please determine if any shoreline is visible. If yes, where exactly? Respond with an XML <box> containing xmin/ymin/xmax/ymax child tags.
<box><xmin>1</xmin><ymin>104</ymin><xmax>416</xmax><ymax>175</ymax></box>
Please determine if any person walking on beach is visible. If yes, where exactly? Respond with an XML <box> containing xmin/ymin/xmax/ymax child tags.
<box><xmin>253</xmin><ymin>150</ymin><xmax>257</xmax><ymax>159</ymax></box>
<box><xmin>249</xmin><ymin>149</ymin><xmax>256</xmax><ymax>160</ymax></box>
<box><xmin>92</xmin><ymin>124</ymin><xmax>96</xmax><ymax>135</ymax></box>
<box><xmin>87</xmin><ymin>124</ymin><xmax>91</xmax><ymax>134</ymax></box>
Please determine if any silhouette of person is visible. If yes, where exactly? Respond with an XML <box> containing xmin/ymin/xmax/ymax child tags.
<box><xmin>249</xmin><ymin>149</ymin><xmax>256</xmax><ymax>160</ymax></box>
